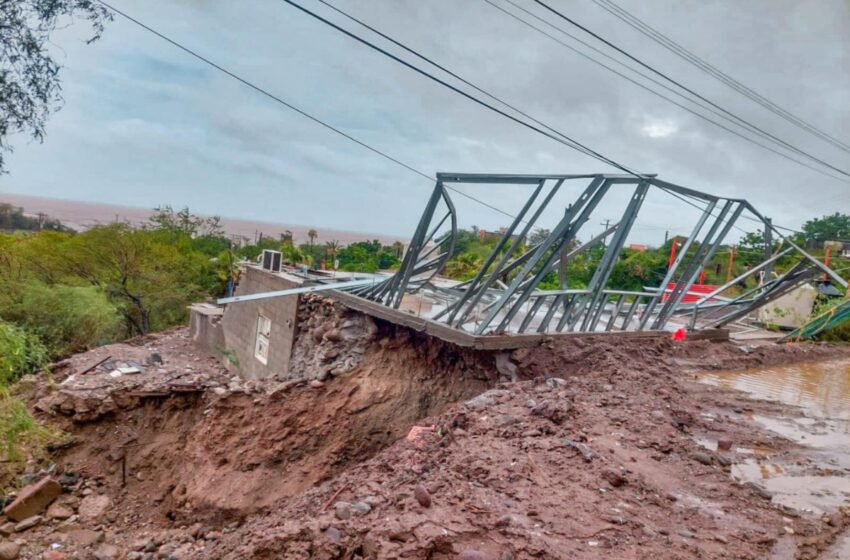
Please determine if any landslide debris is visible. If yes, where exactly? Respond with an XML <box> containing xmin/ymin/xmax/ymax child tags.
<box><xmin>3</xmin><ymin>308</ymin><xmax>850</xmax><ymax>559</ymax></box>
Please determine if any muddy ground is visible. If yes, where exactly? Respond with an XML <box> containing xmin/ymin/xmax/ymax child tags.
<box><xmin>3</xmin><ymin>303</ymin><xmax>850</xmax><ymax>559</ymax></box>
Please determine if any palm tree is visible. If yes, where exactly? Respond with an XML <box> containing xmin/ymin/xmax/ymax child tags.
<box><xmin>392</xmin><ymin>241</ymin><xmax>404</xmax><ymax>259</ymax></box>
<box><xmin>307</xmin><ymin>228</ymin><xmax>318</xmax><ymax>256</ymax></box>
<box><xmin>325</xmin><ymin>240</ymin><xmax>340</xmax><ymax>266</ymax></box>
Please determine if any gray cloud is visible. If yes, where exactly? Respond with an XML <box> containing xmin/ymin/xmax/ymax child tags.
<box><xmin>1</xmin><ymin>0</ymin><xmax>848</xmax><ymax>242</ymax></box>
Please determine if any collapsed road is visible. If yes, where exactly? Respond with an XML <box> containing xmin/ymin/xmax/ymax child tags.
<box><xmin>1</xmin><ymin>294</ymin><xmax>849</xmax><ymax>559</ymax></box>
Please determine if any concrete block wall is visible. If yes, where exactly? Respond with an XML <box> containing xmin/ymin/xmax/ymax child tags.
<box><xmin>222</xmin><ymin>266</ymin><xmax>301</xmax><ymax>380</ymax></box>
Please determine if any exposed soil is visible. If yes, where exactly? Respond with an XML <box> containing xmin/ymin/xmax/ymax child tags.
<box><xmin>5</xmin><ymin>314</ymin><xmax>850</xmax><ymax>560</ymax></box>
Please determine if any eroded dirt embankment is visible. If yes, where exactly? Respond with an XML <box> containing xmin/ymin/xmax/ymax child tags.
<box><xmin>9</xmin><ymin>304</ymin><xmax>850</xmax><ymax>560</ymax></box>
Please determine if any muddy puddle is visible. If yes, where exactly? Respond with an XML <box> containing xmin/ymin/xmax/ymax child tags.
<box><xmin>698</xmin><ymin>359</ymin><xmax>850</xmax><ymax>515</ymax></box>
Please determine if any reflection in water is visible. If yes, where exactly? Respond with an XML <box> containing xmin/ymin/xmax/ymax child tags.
<box><xmin>700</xmin><ymin>359</ymin><xmax>850</xmax><ymax>420</ymax></box>
<box><xmin>698</xmin><ymin>359</ymin><xmax>850</xmax><ymax>514</ymax></box>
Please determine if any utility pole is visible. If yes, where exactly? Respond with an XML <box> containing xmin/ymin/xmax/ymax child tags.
<box><xmin>558</xmin><ymin>207</ymin><xmax>570</xmax><ymax>289</ymax></box>
<box><xmin>600</xmin><ymin>219</ymin><xmax>612</xmax><ymax>246</ymax></box>
<box><xmin>726</xmin><ymin>246</ymin><xmax>736</xmax><ymax>283</ymax></box>
<box><xmin>763</xmin><ymin>217</ymin><xmax>773</xmax><ymax>283</ymax></box>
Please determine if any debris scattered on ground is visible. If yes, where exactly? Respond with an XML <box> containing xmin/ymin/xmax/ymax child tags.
<box><xmin>2</xmin><ymin>319</ymin><xmax>849</xmax><ymax>559</ymax></box>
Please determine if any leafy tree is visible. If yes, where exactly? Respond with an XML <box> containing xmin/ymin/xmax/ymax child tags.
<box><xmin>801</xmin><ymin>213</ymin><xmax>850</xmax><ymax>242</ymax></box>
<box><xmin>149</xmin><ymin>206</ymin><xmax>223</xmax><ymax>238</ymax></box>
<box><xmin>0</xmin><ymin>0</ymin><xmax>111</xmax><ymax>172</ymax></box>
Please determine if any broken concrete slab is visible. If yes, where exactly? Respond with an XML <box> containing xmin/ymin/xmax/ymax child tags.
<box><xmin>3</xmin><ymin>477</ymin><xmax>61</xmax><ymax>522</ymax></box>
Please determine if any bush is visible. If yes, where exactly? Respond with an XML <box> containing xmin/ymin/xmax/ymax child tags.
<box><xmin>2</xmin><ymin>283</ymin><xmax>121</xmax><ymax>358</ymax></box>
<box><xmin>0</xmin><ymin>321</ymin><xmax>48</xmax><ymax>387</ymax></box>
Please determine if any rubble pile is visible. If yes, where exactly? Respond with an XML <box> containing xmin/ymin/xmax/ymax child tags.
<box><xmin>1</xmin><ymin>321</ymin><xmax>849</xmax><ymax>559</ymax></box>
<box><xmin>286</xmin><ymin>294</ymin><xmax>380</xmax><ymax>382</ymax></box>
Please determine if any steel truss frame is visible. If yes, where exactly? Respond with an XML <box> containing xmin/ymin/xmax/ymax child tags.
<box><xmin>346</xmin><ymin>173</ymin><xmax>847</xmax><ymax>334</ymax></box>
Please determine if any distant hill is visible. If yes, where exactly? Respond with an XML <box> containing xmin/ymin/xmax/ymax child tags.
<box><xmin>0</xmin><ymin>193</ymin><xmax>404</xmax><ymax>246</ymax></box>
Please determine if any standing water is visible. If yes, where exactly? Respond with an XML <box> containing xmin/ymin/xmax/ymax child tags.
<box><xmin>699</xmin><ymin>359</ymin><xmax>850</xmax><ymax>515</ymax></box>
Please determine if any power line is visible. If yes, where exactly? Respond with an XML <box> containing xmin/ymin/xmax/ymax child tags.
<box><xmin>93</xmin><ymin>0</ymin><xmax>522</xmax><ymax>223</ymax></box>
<box><xmin>591</xmin><ymin>0</ymin><xmax>850</xmax><ymax>154</ymax></box>
<box><xmin>96</xmin><ymin>0</ymin><xmax>806</xmax><ymax>239</ymax></box>
<box><xmin>533</xmin><ymin>0</ymin><xmax>850</xmax><ymax>179</ymax></box>
<box><xmin>483</xmin><ymin>0</ymin><xmax>848</xmax><ymax>184</ymax></box>
<box><xmin>278</xmin><ymin>0</ymin><xmax>647</xmax><ymax>177</ymax></box>
<box><xmin>312</xmin><ymin>0</ymin><xmax>634</xmax><ymax>179</ymax></box>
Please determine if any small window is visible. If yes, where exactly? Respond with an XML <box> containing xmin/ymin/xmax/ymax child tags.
<box><xmin>254</xmin><ymin>314</ymin><xmax>271</xmax><ymax>364</ymax></box>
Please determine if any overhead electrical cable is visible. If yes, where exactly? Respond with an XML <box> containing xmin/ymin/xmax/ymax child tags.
<box><xmin>591</xmin><ymin>0</ymin><xmax>850</xmax><ymax>154</ymax></box>
<box><xmin>286</xmin><ymin>0</ymin><xmax>799</xmax><ymax>237</ymax></box>
<box><xmin>533</xmin><ymin>0</ymin><xmax>850</xmax><ymax>179</ymax></box>
<box><xmin>278</xmin><ymin>0</ymin><xmax>648</xmax><ymax>178</ymax></box>
<box><xmin>96</xmin><ymin>0</ymin><xmax>804</xmax><ymax>239</ymax></box>
<box><xmin>483</xmin><ymin>0</ymin><xmax>848</xmax><ymax>184</ymax></box>
<box><xmin>93</xmin><ymin>0</ymin><xmax>522</xmax><ymax>221</ymax></box>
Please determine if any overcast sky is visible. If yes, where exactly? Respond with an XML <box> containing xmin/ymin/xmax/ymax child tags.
<box><xmin>1</xmin><ymin>0</ymin><xmax>848</xmax><ymax>244</ymax></box>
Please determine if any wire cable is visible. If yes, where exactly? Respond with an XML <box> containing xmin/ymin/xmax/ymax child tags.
<box><xmin>279</xmin><ymin>0</ymin><xmax>647</xmax><ymax>178</ymax></box>
<box><xmin>483</xmin><ymin>0</ymin><xmax>848</xmax><ymax>184</ymax></box>
<box><xmin>533</xmin><ymin>0</ymin><xmax>850</xmax><ymax>179</ymax></box>
<box><xmin>93</xmin><ymin>0</ymin><xmax>523</xmax><ymax>223</ymax></box>
<box><xmin>591</xmin><ymin>0</ymin><xmax>850</xmax><ymax>154</ymax></box>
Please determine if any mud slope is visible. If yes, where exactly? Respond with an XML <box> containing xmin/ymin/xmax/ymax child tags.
<box><xmin>56</xmin><ymin>328</ymin><xmax>499</xmax><ymax>522</ymax></box>
<box><xmin>203</xmin><ymin>338</ymin><xmax>850</xmax><ymax>560</ymax></box>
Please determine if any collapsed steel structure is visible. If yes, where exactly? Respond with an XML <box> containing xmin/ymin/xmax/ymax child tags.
<box><xmin>348</xmin><ymin>172</ymin><xmax>847</xmax><ymax>335</ymax></box>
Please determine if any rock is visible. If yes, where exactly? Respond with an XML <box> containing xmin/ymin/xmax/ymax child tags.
<box><xmin>677</xmin><ymin>529</ymin><xmax>696</xmax><ymax>539</ymax></box>
<box><xmin>129</xmin><ymin>537</ymin><xmax>154</xmax><ymax>551</ymax></box>
<box><xmin>464</xmin><ymin>395</ymin><xmax>493</xmax><ymax>410</ymax></box>
<box><xmin>492</xmin><ymin>415</ymin><xmax>519</xmax><ymax>427</ymax></box>
<box><xmin>545</xmin><ymin>377</ymin><xmax>567</xmax><ymax>388</ymax></box>
<box><xmin>530</xmin><ymin>400</ymin><xmax>570</xmax><ymax>424</ymax></box>
<box><xmin>692</xmin><ymin>452</ymin><xmax>713</xmax><ymax>466</ymax></box>
<box><xmin>414</xmin><ymin>484</ymin><xmax>432</xmax><ymax>508</ymax></box>
<box><xmin>46</xmin><ymin>502</ymin><xmax>74</xmax><ymax>520</ymax></box>
<box><xmin>743</xmin><ymin>481</ymin><xmax>773</xmax><ymax>500</ymax></box>
<box><xmin>323</xmin><ymin>526</ymin><xmax>341</xmax><ymax>545</ymax></box>
<box><xmin>826</xmin><ymin>512</ymin><xmax>843</xmax><ymax>527</ymax></box>
<box><xmin>494</xmin><ymin>353</ymin><xmax>518</xmax><ymax>381</ymax></box>
<box><xmin>146</xmin><ymin>353</ymin><xmax>163</xmax><ymax>365</ymax></box>
<box><xmin>42</xmin><ymin>551</ymin><xmax>66</xmax><ymax>560</ymax></box>
<box><xmin>3</xmin><ymin>477</ymin><xmax>62</xmax><ymax>521</ymax></box>
<box><xmin>334</xmin><ymin>501</ymin><xmax>351</xmax><ymax>520</ymax></box>
<box><xmin>717</xmin><ymin>438</ymin><xmax>733</xmax><ymax>452</ymax></box>
<box><xmin>56</xmin><ymin>473</ymin><xmax>78</xmax><ymax>488</ymax></box>
<box><xmin>0</xmin><ymin>542</ymin><xmax>19</xmax><ymax>560</ymax></box>
<box><xmin>323</xmin><ymin>329</ymin><xmax>342</xmax><ymax>343</ymax></box>
<box><xmin>523</xmin><ymin>398</ymin><xmax>537</xmax><ymax>409</ymax></box>
<box><xmin>93</xmin><ymin>543</ymin><xmax>120</xmax><ymax>560</ymax></box>
<box><xmin>0</xmin><ymin>523</ymin><xmax>14</xmax><ymax>537</ymax></box>
<box><xmin>77</xmin><ymin>494</ymin><xmax>112</xmax><ymax>521</ymax></box>
<box><xmin>14</xmin><ymin>515</ymin><xmax>42</xmax><ymax>532</ymax></box>
<box><xmin>309</xmin><ymin>380</ymin><xmax>325</xmax><ymax>389</ymax></box>
<box><xmin>351</xmin><ymin>501</ymin><xmax>371</xmax><ymax>515</ymax></box>
<box><xmin>69</xmin><ymin>528</ymin><xmax>102</xmax><ymax>546</ymax></box>
<box><xmin>457</xmin><ymin>551</ymin><xmax>489</xmax><ymax>560</ymax></box>
<box><xmin>601</xmin><ymin>469</ymin><xmax>627</xmax><ymax>488</ymax></box>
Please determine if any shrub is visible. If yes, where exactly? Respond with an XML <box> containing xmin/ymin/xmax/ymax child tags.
<box><xmin>2</xmin><ymin>284</ymin><xmax>121</xmax><ymax>358</ymax></box>
<box><xmin>0</xmin><ymin>321</ymin><xmax>48</xmax><ymax>387</ymax></box>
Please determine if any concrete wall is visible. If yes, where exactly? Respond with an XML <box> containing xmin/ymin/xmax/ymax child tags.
<box><xmin>189</xmin><ymin>266</ymin><xmax>302</xmax><ymax>380</ymax></box>
<box><xmin>758</xmin><ymin>284</ymin><xmax>817</xmax><ymax>329</ymax></box>
<box><xmin>189</xmin><ymin>304</ymin><xmax>225</xmax><ymax>355</ymax></box>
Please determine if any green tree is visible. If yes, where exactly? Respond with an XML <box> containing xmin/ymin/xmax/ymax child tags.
<box><xmin>1</xmin><ymin>1</ymin><xmax>111</xmax><ymax>172</ymax></box>
<box><xmin>801</xmin><ymin>213</ymin><xmax>850</xmax><ymax>243</ymax></box>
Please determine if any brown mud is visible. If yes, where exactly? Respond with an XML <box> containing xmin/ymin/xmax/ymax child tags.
<box><xmin>6</xmin><ymin>308</ymin><xmax>850</xmax><ymax>559</ymax></box>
